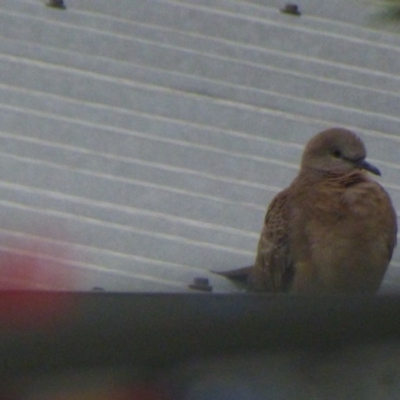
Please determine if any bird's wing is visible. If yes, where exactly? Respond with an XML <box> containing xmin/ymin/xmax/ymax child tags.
<box><xmin>248</xmin><ymin>188</ymin><xmax>294</xmax><ymax>292</ymax></box>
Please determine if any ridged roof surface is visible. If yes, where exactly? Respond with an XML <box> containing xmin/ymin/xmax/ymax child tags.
<box><xmin>1</xmin><ymin>0</ymin><xmax>400</xmax><ymax>292</ymax></box>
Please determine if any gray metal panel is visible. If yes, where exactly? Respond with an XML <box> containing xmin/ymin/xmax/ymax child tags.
<box><xmin>0</xmin><ymin>0</ymin><xmax>399</xmax><ymax>292</ymax></box>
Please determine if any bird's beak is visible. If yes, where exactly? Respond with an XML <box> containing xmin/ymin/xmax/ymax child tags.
<box><xmin>359</xmin><ymin>160</ymin><xmax>381</xmax><ymax>176</ymax></box>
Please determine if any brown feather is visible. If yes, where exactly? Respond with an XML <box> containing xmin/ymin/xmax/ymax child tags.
<box><xmin>248</xmin><ymin>128</ymin><xmax>397</xmax><ymax>294</ymax></box>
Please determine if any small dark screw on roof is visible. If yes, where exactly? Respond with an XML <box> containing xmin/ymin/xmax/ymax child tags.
<box><xmin>280</xmin><ymin>3</ymin><xmax>301</xmax><ymax>15</ymax></box>
<box><xmin>189</xmin><ymin>277</ymin><xmax>213</xmax><ymax>292</ymax></box>
<box><xmin>45</xmin><ymin>0</ymin><xmax>66</xmax><ymax>9</ymax></box>
<box><xmin>91</xmin><ymin>287</ymin><xmax>105</xmax><ymax>292</ymax></box>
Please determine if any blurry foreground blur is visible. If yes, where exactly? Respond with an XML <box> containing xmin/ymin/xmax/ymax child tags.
<box><xmin>0</xmin><ymin>287</ymin><xmax>400</xmax><ymax>399</ymax></box>
<box><xmin>3</xmin><ymin>339</ymin><xmax>400</xmax><ymax>399</ymax></box>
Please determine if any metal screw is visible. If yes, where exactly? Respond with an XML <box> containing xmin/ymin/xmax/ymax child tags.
<box><xmin>189</xmin><ymin>277</ymin><xmax>213</xmax><ymax>292</ymax></box>
<box><xmin>45</xmin><ymin>0</ymin><xmax>66</xmax><ymax>9</ymax></box>
<box><xmin>91</xmin><ymin>286</ymin><xmax>105</xmax><ymax>292</ymax></box>
<box><xmin>280</xmin><ymin>3</ymin><xmax>301</xmax><ymax>16</ymax></box>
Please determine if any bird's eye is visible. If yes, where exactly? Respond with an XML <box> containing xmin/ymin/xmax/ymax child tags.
<box><xmin>332</xmin><ymin>149</ymin><xmax>342</xmax><ymax>158</ymax></box>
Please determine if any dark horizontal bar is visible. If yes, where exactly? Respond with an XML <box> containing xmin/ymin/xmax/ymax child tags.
<box><xmin>0</xmin><ymin>293</ymin><xmax>399</xmax><ymax>378</ymax></box>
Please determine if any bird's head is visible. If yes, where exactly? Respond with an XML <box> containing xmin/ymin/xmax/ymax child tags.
<box><xmin>300</xmin><ymin>128</ymin><xmax>381</xmax><ymax>176</ymax></box>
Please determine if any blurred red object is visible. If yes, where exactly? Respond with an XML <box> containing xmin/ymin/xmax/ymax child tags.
<box><xmin>0</xmin><ymin>234</ymin><xmax>77</xmax><ymax>330</ymax></box>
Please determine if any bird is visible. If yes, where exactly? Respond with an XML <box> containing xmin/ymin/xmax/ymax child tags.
<box><xmin>216</xmin><ymin>128</ymin><xmax>397</xmax><ymax>294</ymax></box>
<box><xmin>250</xmin><ymin>127</ymin><xmax>398</xmax><ymax>294</ymax></box>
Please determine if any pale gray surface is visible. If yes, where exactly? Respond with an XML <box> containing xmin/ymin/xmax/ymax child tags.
<box><xmin>0</xmin><ymin>0</ymin><xmax>399</xmax><ymax>292</ymax></box>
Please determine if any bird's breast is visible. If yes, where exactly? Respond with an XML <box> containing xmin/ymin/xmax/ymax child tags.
<box><xmin>288</xmin><ymin>180</ymin><xmax>395</xmax><ymax>294</ymax></box>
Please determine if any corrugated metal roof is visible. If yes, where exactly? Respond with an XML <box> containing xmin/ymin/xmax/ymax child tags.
<box><xmin>0</xmin><ymin>0</ymin><xmax>400</xmax><ymax>292</ymax></box>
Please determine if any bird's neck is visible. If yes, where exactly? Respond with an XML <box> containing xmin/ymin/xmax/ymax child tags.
<box><xmin>296</xmin><ymin>168</ymin><xmax>368</xmax><ymax>187</ymax></box>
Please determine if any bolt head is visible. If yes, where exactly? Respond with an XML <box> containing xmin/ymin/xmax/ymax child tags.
<box><xmin>46</xmin><ymin>0</ymin><xmax>66</xmax><ymax>9</ymax></box>
<box><xmin>280</xmin><ymin>3</ymin><xmax>301</xmax><ymax>15</ymax></box>
<box><xmin>189</xmin><ymin>277</ymin><xmax>213</xmax><ymax>292</ymax></box>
